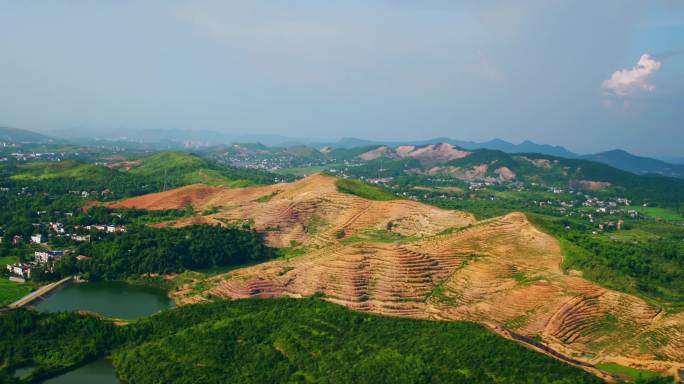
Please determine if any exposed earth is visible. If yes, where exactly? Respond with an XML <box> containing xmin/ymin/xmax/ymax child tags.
<box><xmin>109</xmin><ymin>174</ymin><xmax>684</xmax><ymax>380</ymax></box>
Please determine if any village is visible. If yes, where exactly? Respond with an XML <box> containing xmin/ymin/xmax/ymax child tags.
<box><xmin>360</xmin><ymin>174</ymin><xmax>650</xmax><ymax>235</ymax></box>
<box><xmin>2</xmin><ymin>218</ymin><xmax>126</xmax><ymax>282</ymax></box>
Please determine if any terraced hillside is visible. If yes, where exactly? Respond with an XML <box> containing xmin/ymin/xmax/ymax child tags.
<box><xmin>109</xmin><ymin>174</ymin><xmax>474</xmax><ymax>248</ymax></box>
<box><xmin>110</xmin><ymin>174</ymin><xmax>684</xmax><ymax>379</ymax></box>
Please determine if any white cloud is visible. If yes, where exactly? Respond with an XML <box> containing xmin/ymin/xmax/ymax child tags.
<box><xmin>601</xmin><ymin>54</ymin><xmax>661</xmax><ymax>97</ymax></box>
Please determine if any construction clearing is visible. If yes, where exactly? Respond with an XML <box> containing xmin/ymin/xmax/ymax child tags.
<box><xmin>110</xmin><ymin>174</ymin><xmax>684</xmax><ymax>380</ymax></box>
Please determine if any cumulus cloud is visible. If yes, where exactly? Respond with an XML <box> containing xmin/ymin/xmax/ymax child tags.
<box><xmin>602</xmin><ymin>54</ymin><xmax>661</xmax><ymax>97</ymax></box>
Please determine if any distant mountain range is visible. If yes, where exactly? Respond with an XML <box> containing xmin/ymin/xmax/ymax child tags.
<box><xmin>0</xmin><ymin>126</ymin><xmax>53</xmax><ymax>143</ymax></box>
<box><xmin>659</xmin><ymin>156</ymin><xmax>684</xmax><ymax>165</ymax></box>
<box><xmin>580</xmin><ymin>149</ymin><xmax>684</xmax><ymax>179</ymax></box>
<box><xmin>317</xmin><ymin>137</ymin><xmax>684</xmax><ymax>178</ymax></box>
<box><xmin>3</xmin><ymin>126</ymin><xmax>683</xmax><ymax>179</ymax></box>
<box><xmin>313</xmin><ymin>137</ymin><xmax>578</xmax><ymax>158</ymax></box>
<box><xmin>48</xmin><ymin>127</ymin><xmax>295</xmax><ymax>148</ymax></box>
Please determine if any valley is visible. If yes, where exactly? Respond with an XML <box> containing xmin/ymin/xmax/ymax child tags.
<box><xmin>1</xmin><ymin>137</ymin><xmax>682</xmax><ymax>383</ymax></box>
<box><xmin>3</xmin><ymin>4</ymin><xmax>683</xmax><ymax>382</ymax></box>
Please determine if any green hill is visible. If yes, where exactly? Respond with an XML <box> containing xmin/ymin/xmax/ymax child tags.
<box><xmin>445</xmin><ymin>150</ymin><xmax>684</xmax><ymax>208</ymax></box>
<box><xmin>130</xmin><ymin>152</ymin><xmax>278</xmax><ymax>188</ymax></box>
<box><xmin>10</xmin><ymin>160</ymin><xmax>119</xmax><ymax>182</ymax></box>
<box><xmin>0</xmin><ymin>127</ymin><xmax>52</xmax><ymax>143</ymax></box>
<box><xmin>6</xmin><ymin>160</ymin><xmax>140</xmax><ymax>197</ymax></box>
<box><xmin>582</xmin><ymin>149</ymin><xmax>684</xmax><ymax>179</ymax></box>
<box><xmin>335</xmin><ymin>178</ymin><xmax>399</xmax><ymax>201</ymax></box>
<box><xmin>3</xmin><ymin>152</ymin><xmax>282</xmax><ymax>198</ymax></box>
<box><xmin>342</xmin><ymin>148</ymin><xmax>684</xmax><ymax>209</ymax></box>
<box><xmin>1</xmin><ymin>298</ymin><xmax>602</xmax><ymax>384</ymax></box>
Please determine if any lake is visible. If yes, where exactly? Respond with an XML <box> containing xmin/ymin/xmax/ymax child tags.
<box><xmin>35</xmin><ymin>280</ymin><xmax>173</xmax><ymax>319</ymax></box>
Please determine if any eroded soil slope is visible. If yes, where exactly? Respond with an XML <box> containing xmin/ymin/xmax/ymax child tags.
<box><xmin>110</xmin><ymin>174</ymin><xmax>684</xmax><ymax>378</ymax></box>
<box><xmin>109</xmin><ymin>174</ymin><xmax>474</xmax><ymax>247</ymax></box>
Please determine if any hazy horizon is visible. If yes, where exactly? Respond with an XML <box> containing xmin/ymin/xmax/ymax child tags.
<box><xmin>20</xmin><ymin>126</ymin><xmax>642</xmax><ymax>156</ymax></box>
<box><xmin>1</xmin><ymin>1</ymin><xmax>683</xmax><ymax>157</ymax></box>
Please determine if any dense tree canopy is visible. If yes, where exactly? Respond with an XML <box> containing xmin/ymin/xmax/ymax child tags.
<box><xmin>0</xmin><ymin>298</ymin><xmax>605</xmax><ymax>384</ymax></box>
<box><xmin>70</xmin><ymin>225</ymin><xmax>277</xmax><ymax>280</ymax></box>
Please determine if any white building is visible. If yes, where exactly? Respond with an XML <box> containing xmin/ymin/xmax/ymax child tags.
<box><xmin>70</xmin><ymin>234</ymin><xmax>90</xmax><ymax>242</ymax></box>
<box><xmin>7</xmin><ymin>263</ymin><xmax>31</xmax><ymax>279</ymax></box>
<box><xmin>35</xmin><ymin>250</ymin><xmax>65</xmax><ymax>263</ymax></box>
<box><xmin>30</xmin><ymin>234</ymin><xmax>46</xmax><ymax>244</ymax></box>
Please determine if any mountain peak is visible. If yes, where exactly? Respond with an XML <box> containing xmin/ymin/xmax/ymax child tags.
<box><xmin>582</xmin><ymin>149</ymin><xmax>684</xmax><ymax>178</ymax></box>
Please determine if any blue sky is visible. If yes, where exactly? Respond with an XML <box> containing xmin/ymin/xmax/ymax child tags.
<box><xmin>0</xmin><ymin>1</ymin><xmax>682</xmax><ymax>156</ymax></box>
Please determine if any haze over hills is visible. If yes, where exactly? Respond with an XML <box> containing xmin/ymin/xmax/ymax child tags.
<box><xmin>581</xmin><ymin>150</ymin><xmax>684</xmax><ymax>179</ymax></box>
<box><xmin>660</xmin><ymin>156</ymin><xmax>684</xmax><ymax>165</ymax></box>
<box><xmin>0</xmin><ymin>127</ymin><xmax>54</xmax><ymax>144</ymax></box>
<box><xmin>48</xmin><ymin>127</ymin><xmax>296</xmax><ymax>148</ymax></box>
<box><xmin>315</xmin><ymin>137</ymin><xmax>579</xmax><ymax>159</ymax></box>
<box><xmin>3</xmin><ymin>2</ymin><xmax>683</xmax><ymax>382</ymax></box>
<box><xmin>3</xmin><ymin>126</ymin><xmax>684</xmax><ymax>179</ymax></box>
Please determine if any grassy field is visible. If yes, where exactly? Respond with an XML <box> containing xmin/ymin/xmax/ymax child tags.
<box><xmin>628</xmin><ymin>206</ymin><xmax>684</xmax><ymax>222</ymax></box>
<box><xmin>179</xmin><ymin>168</ymin><xmax>255</xmax><ymax>187</ymax></box>
<box><xmin>129</xmin><ymin>152</ymin><xmax>258</xmax><ymax>187</ymax></box>
<box><xmin>0</xmin><ymin>255</ymin><xmax>18</xmax><ymax>267</ymax></box>
<box><xmin>9</xmin><ymin>160</ymin><xmax>118</xmax><ymax>181</ymax></box>
<box><xmin>0</xmin><ymin>279</ymin><xmax>34</xmax><ymax>307</ymax></box>
<box><xmin>605</xmin><ymin>229</ymin><xmax>662</xmax><ymax>242</ymax></box>
<box><xmin>601</xmin><ymin>221</ymin><xmax>684</xmax><ymax>243</ymax></box>
<box><xmin>595</xmin><ymin>363</ymin><xmax>660</xmax><ymax>381</ymax></box>
<box><xmin>335</xmin><ymin>178</ymin><xmax>398</xmax><ymax>201</ymax></box>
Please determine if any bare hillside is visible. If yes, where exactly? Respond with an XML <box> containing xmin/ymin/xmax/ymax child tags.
<box><xmin>110</xmin><ymin>174</ymin><xmax>684</xmax><ymax>378</ymax></box>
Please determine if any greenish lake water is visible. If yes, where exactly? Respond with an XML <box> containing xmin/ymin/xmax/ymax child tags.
<box><xmin>42</xmin><ymin>359</ymin><xmax>119</xmax><ymax>384</ymax></box>
<box><xmin>12</xmin><ymin>366</ymin><xmax>35</xmax><ymax>380</ymax></box>
<box><xmin>35</xmin><ymin>280</ymin><xmax>173</xmax><ymax>319</ymax></box>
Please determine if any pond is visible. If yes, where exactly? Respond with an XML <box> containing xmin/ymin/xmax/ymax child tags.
<box><xmin>43</xmin><ymin>358</ymin><xmax>120</xmax><ymax>384</ymax></box>
<box><xmin>35</xmin><ymin>280</ymin><xmax>173</xmax><ymax>320</ymax></box>
<box><xmin>12</xmin><ymin>365</ymin><xmax>36</xmax><ymax>380</ymax></box>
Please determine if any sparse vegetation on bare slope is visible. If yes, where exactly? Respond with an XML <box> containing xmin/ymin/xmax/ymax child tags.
<box><xmin>528</xmin><ymin>213</ymin><xmax>684</xmax><ymax>311</ymax></box>
<box><xmin>108</xmin><ymin>174</ymin><xmax>473</xmax><ymax>248</ymax></box>
<box><xmin>110</xmin><ymin>174</ymin><xmax>684</xmax><ymax>379</ymax></box>
<box><xmin>335</xmin><ymin>178</ymin><xmax>399</xmax><ymax>201</ymax></box>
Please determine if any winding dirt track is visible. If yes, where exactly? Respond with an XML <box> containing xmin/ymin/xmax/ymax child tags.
<box><xmin>110</xmin><ymin>174</ymin><xmax>684</xmax><ymax>380</ymax></box>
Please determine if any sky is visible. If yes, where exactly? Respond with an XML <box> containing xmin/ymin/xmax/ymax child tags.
<box><xmin>0</xmin><ymin>1</ymin><xmax>683</xmax><ymax>156</ymax></box>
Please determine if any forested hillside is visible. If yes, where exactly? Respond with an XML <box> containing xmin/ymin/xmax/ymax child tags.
<box><xmin>0</xmin><ymin>298</ymin><xmax>604</xmax><ymax>384</ymax></box>
<box><xmin>72</xmin><ymin>225</ymin><xmax>277</xmax><ymax>280</ymax></box>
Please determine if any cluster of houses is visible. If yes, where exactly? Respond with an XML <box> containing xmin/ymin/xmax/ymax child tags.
<box><xmin>532</xmin><ymin>194</ymin><xmax>639</xmax><ymax>231</ymax></box>
<box><xmin>393</xmin><ymin>177</ymin><xmax>646</xmax><ymax>235</ymax></box>
<box><xmin>6</xmin><ymin>249</ymin><xmax>67</xmax><ymax>281</ymax></box>
<box><xmin>5</xmin><ymin>151</ymin><xmax>66</xmax><ymax>162</ymax></box>
<box><xmin>3</xmin><ymin>220</ymin><xmax>126</xmax><ymax>281</ymax></box>
<box><xmin>598</xmin><ymin>220</ymin><xmax>625</xmax><ymax>231</ymax></box>
<box><xmin>0</xmin><ymin>233</ymin><xmax>47</xmax><ymax>245</ymax></box>
<box><xmin>4</xmin><ymin>184</ymin><xmax>113</xmax><ymax>200</ymax></box>
<box><xmin>218</xmin><ymin>146</ymin><xmax>341</xmax><ymax>173</ymax></box>
<box><xmin>84</xmin><ymin>224</ymin><xmax>127</xmax><ymax>233</ymax></box>
<box><xmin>4</xmin><ymin>222</ymin><xmax>126</xmax><ymax>246</ymax></box>
<box><xmin>68</xmin><ymin>189</ymin><xmax>113</xmax><ymax>198</ymax></box>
